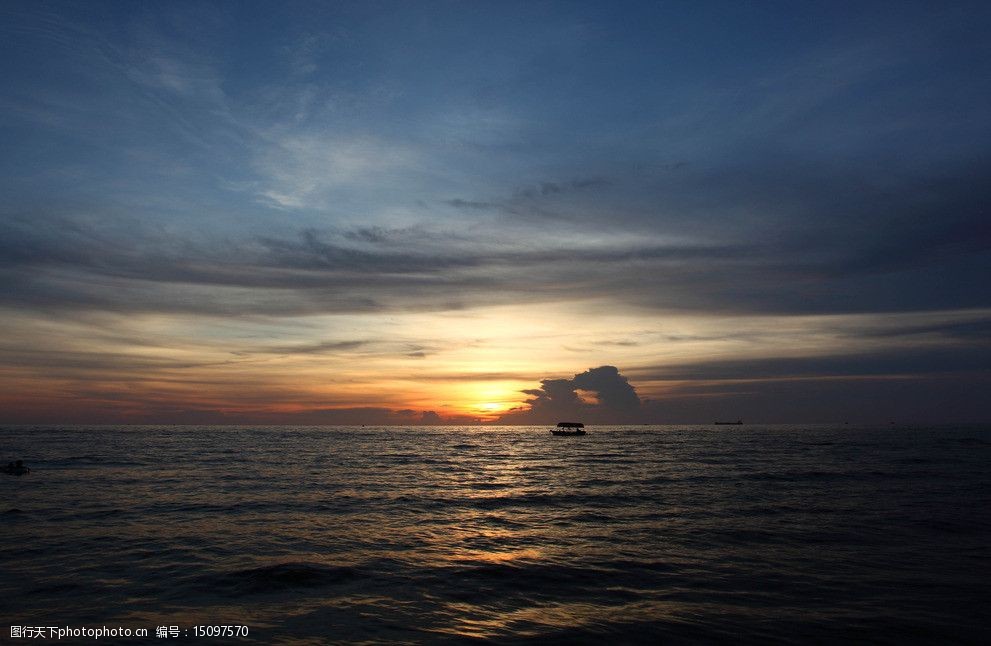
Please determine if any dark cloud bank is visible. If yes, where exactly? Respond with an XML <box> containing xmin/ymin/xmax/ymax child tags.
<box><xmin>497</xmin><ymin>366</ymin><xmax>643</xmax><ymax>425</ymax></box>
<box><xmin>493</xmin><ymin>364</ymin><xmax>991</xmax><ymax>425</ymax></box>
<box><xmin>3</xmin><ymin>151</ymin><xmax>991</xmax><ymax>318</ymax></box>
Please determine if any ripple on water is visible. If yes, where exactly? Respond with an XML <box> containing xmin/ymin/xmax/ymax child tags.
<box><xmin>200</xmin><ymin>562</ymin><xmax>362</xmax><ymax>596</ymax></box>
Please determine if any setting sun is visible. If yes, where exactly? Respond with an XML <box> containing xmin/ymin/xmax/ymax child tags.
<box><xmin>474</xmin><ymin>401</ymin><xmax>513</xmax><ymax>420</ymax></box>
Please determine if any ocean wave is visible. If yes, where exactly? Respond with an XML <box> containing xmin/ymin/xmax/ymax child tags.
<box><xmin>199</xmin><ymin>561</ymin><xmax>361</xmax><ymax>595</ymax></box>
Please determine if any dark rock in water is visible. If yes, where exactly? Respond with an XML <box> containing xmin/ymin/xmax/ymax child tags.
<box><xmin>2</xmin><ymin>460</ymin><xmax>30</xmax><ymax>475</ymax></box>
<box><xmin>4</xmin><ymin>508</ymin><xmax>25</xmax><ymax>514</ymax></box>
<box><xmin>206</xmin><ymin>562</ymin><xmax>360</xmax><ymax>595</ymax></box>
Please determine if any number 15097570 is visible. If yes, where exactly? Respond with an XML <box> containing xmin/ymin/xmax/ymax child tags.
<box><xmin>193</xmin><ymin>625</ymin><xmax>249</xmax><ymax>637</ymax></box>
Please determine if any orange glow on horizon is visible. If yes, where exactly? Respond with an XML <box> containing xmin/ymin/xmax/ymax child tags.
<box><xmin>4</xmin><ymin>304</ymin><xmax>985</xmax><ymax>424</ymax></box>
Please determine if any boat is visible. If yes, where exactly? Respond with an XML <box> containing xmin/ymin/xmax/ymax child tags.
<box><xmin>714</xmin><ymin>420</ymin><xmax>743</xmax><ymax>425</ymax></box>
<box><xmin>551</xmin><ymin>422</ymin><xmax>586</xmax><ymax>436</ymax></box>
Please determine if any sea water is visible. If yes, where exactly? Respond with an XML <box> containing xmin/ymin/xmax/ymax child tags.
<box><xmin>1</xmin><ymin>425</ymin><xmax>988</xmax><ymax>643</ymax></box>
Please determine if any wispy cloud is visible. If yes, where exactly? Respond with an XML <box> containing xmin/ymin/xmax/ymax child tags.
<box><xmin>252</xmin><ymin>134</ymin><xmax>420</xmax><ymax>209</ymax></box>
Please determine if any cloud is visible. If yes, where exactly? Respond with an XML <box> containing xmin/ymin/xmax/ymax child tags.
<box><xmin>252</xmin><ymin>134</ymin><xmax>419</xmax><ymax>209</ymax></box>
<box><xmin>2</xmin><ymin>198</ymin><xmax>988</xmax><ymax>323</ymax></box>
<box><xmin>342</xmin><ymin>227</ymin><xmax>393</xmax><ymax>243</ymax></box>
<box><xmin>635</xmin><ymin>372</ymin><xmax>991</xmax><ymax>425</ymax></box>
<box><xmin>443</xmin><ymin>198</ymin><xmax>509</xmax><ymax>212</ymax></box>
<box><xmin>629</xmin><ymin>343</ymin><xmax>991</xmax><ymax>383</ymax></box>
<box><xmin>498</xmin><ymin>366</ymin><xmax>643</xmax><ymax>424</ymax></box>
<box><xmin>0</xmin><ymin>213</ymin><xmax>743</xmax><ymax>317</ymax></box>
<box><xmin>264</xmin><ymin>340</ymin><xmax>368</xmax><ymax>355</ymax></box>
<box><xmin>420</xmin><ymin>410</ymin><xmax>443</xmax><ymax>424</ymax></box>
<box><xmin>0</xmin><ymin>402</ymin><xmax>483</xmax><ymax>426</ymax></box>
<box><xmin>573</xmin><ymin>366</ymin><xmax>641</xmax><ymax>411</ymax></box>
<box><xmin>514</xmin><ymin>177</ymin><xmax>611</xmax><ymax>199</ymax></box>
<box><xmin>443</xmin><ymin>177</ymin><xmax>612</xmax><ymax>216</ymax></box>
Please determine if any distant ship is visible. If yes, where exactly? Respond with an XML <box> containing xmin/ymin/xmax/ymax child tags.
<box><xmin>714</xmin><ymin>420</ymin><xmax>743</xmax><ymax>425</ymax></box>
<box><xmin>551</xmin><ymin>422</ymin><xmax>586</xmax><ymax>436</ymax></box>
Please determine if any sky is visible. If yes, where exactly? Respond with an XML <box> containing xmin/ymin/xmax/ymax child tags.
<box><xmin>1</xmin><ymin>0</ymin><xmax>990</xmax><ymax>425</ymax></box>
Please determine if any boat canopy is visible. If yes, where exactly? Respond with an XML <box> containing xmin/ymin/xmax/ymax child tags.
<box><xmin>556</xmin><ymin>422</ymin><xmax>585</xmax><ymax>428</ymax></box>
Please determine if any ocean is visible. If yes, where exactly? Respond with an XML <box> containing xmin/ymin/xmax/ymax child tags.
<box><xmin>1</xmin><ymin>424</ymin><xmax>989</xmax><ymax>644</ymax></box>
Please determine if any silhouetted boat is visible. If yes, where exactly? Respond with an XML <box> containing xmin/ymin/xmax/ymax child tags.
<box><xmin>551</xmin><ymin>422</ymin><xmax>586</xmax><ymax>436</ymax></box>
<box><xmin>714</xmin><ymin>420</ymin><xmax>743</xmax><ymax>425</ymax></box>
